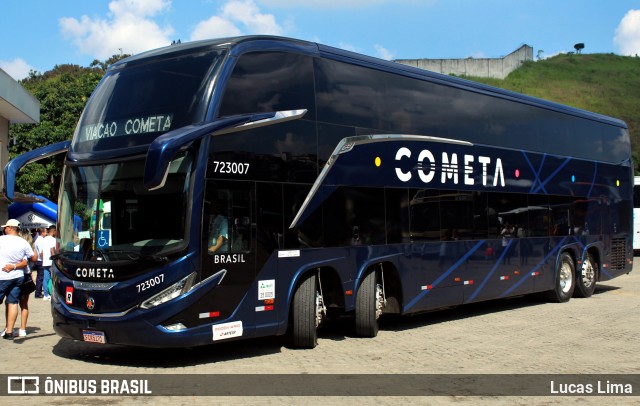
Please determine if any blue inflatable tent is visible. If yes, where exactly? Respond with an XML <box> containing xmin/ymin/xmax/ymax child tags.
<box><xmin>8</xmin><ymin>195</ymin><xmax>57</xmax><ymax>230</ymax></box>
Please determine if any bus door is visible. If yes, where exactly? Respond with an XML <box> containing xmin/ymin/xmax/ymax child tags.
<box><xmin>201</xmin><ymin>180</ymin><xmax>256</xmax><ymax>329</ymax></box>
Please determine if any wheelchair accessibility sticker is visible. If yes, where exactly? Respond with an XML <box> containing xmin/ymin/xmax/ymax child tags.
<box><xmin>97</xmin><ymin>230</ymin><xmax>110</xmax><ymax>248</ymax></box>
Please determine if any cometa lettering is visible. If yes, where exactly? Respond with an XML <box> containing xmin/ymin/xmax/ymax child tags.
<box><xmin>395</xmin><ymin>147</ymin><xmax>505</xmax><ymax>187</ymax></box>
<box><xmin>76</xmin><ymin>267</ymin><xmax>115</xmax><ymax>279</ymax></box>
<box><xmin>124</xmin><ymin>115</ymin><xmax>172</xmax><ymax>135</ymax></box>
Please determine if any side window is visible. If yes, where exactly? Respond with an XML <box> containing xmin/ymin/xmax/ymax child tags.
<box><xmin>488</xmin><ymin>192</ymin><xmax>529</xmax><ymax>238</ymax></box>
<box><xmin>218</xmin><ymin>51</ymin><xmax>315</xmax><ymax>119</ymax></box>
<box><xmin>204</xmin><ymin>181</ymin><xmax>252</xmax><ymax>254</ymax></box>
<box><xmin>409</xmin><ymin>189</ymin><xmax>441</xmax><ymax>241</ymax></box>
<box><xmin>439</xmin><ymin>191</ymin><xmax>488</xmax><ymax>240</ymax></box>
<box><xmin>548</xmin><ymin>195</ymin><xmax>575</xmax><ymax>236</ymax></box>
<box><xmin>408</xmin><ymin>189</ymin><xmax>488</xmax><ymax>241</ymax></box>
<box><xmin>527</xmin><ymin>194</ymin><xmax>551</xmax><ymax>237</ymax></box>
<box><xmin>385</xmin><ymin>188</ymin><xmax>410</xmax><ymax>244</ymax></box>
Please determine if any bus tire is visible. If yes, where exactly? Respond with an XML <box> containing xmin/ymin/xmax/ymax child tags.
<box><xmin>574</xmin><ymin>254</ymin><xmax>597</xmax><ymax>298</ymax></box>
<box><xmin>355</xmin><ymin>270</ymin><xmax>381</xmax><ymax>338</ymax></box>
<box><xmin>291</xmin><ymin>273</ymin><xmax>319</xmax><ymax>349</ymax></box>
<box><xmin>546</xmin><ymin>252</ymin><xmax>575</xmax><ymax>303</ymax></box>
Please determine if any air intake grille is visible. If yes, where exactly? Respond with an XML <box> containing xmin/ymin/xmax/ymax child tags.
<box><xmin>610</xmin><ymin>238</ymin><xmax>626</xmax><ymax>271</ymax></box>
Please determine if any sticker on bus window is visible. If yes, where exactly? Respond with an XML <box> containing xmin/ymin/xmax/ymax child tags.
<box><xmin>258</xmin><ymin>280</ymin><xmax>275</xmax><ymax>300</ymax></box>
<box><xmin>278</xmin><ymin>250</ymin><xmax>300</xmax><ymax>258</ymax></box>
<box><xmin>212</xmin><ymin>321</ymin><xmax>243</xmax><ymax>341</ymax></box>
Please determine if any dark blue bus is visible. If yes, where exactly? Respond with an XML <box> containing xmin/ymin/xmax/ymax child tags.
<box><xmin>5</xmin><ymin>36</ymin><xmax>633</xmax><ymax>348</ymax></box>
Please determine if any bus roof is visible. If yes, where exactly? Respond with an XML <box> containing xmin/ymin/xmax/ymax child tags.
<box><xmin>111</xmin><ymin>35</ymin><xmax>627</xmax><ymax>129</ymax></box>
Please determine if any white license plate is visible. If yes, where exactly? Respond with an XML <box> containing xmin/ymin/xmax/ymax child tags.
<box><xmin>82</xmin><ymin>330</ymin><xmax>106</xmax><ymax>344</ymax></box>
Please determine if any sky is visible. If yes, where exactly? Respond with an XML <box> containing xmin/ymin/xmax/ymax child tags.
<box><xmin>1</xmin><ymin>0</ymin><xmax>640</xmax><ymax>81</ymax></box>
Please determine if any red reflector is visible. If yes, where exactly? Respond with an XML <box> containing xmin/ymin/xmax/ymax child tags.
<box><xmin>199</xmin><ymin>311</ymin><xmax>220</xmax><ymax>319</ymax></box>
<box><xmin>454</xmin><ymin>277</ymin><xmax>461</xmax><ymax>282</ymax></box>
<box><xmin>264</xmin><ymin>298</ymin><xmax>275</xmax><ymax>305</ymax></box>
<box><xmin>345</xmin><ymin>290</ymin><xmax>353</xmax><ymax>296</ymax></box>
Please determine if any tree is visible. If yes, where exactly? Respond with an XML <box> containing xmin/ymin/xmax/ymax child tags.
<box><xmin>8</xmin><ymin>54</ymin><xmax>128</xmax><ymax>201</ymax></box>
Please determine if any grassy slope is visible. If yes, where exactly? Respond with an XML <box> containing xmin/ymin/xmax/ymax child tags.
<box><xmin>461</xmin><ymin>53</ymin><xmax>640</xmax><ymax>167</ymax></box>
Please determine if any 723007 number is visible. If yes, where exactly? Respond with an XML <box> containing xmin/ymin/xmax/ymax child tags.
<box><xmin>137</xmin><ymin>274</ymin><xmax>164</xmax><ymax>293</ymax></box>
<box><xmin>212</xmin><ymin>161</ymin><xmax>250</xmax><ymax>175</ymax></box>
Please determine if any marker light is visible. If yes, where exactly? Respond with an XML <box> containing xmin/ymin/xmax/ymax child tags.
<box><xmin>571</xmin><ymin>175</ymin><xmax>576</xmax><ymax>183</ymax></box>
<box><xmin>617</xmin><ymin>180</ymin><xmax>620</xmax><ymax>187</ymax></box>
<box><xmin>515</xmin><ymin>169</ymin><xmax>520</xmax><ymax>178</ymax></box>
<box><xmin>374</xmin><ymin>157</ymin><xmax>382</xmax><ymax>167</ymax></box>
<box><xmin>163</xmin><ymin>323</ymin><xmax>187</xmax><ymax>331</ymax></box>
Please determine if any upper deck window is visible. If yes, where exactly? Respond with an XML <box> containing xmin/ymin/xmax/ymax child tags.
<box><xmin>72</xmin><ymin>49</ymin><xmax>226</xmax><ymax>153</ymax></box>
<box><xmin>218</xmin><ymin>51</ymin><xmax>315</xmax><ymax>119</ymax></box>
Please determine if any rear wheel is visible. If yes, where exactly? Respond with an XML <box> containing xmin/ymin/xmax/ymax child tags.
<box><xmin>574</xmin><ymin>254</ymin><xmax>597</xmax><ymax>298</ymax></box>
<box><xmin>291</xmin><ymin>273</ymin><xmax>324</xmax><ymax>348</ymax></box>
<box><xmin>355</xmin><ymin>270</ymin><xmax>384</xmax><ymax>337</ymax></box>
<box><xmin>546</xmin><ymin>252</ymin><xmax>575</xmax><ymax>303</ymax></box>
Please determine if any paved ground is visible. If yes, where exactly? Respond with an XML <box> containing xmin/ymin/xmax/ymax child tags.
<box><xmin>1</xmin><ymin>260</ymin><xmax>639</xmax><ymax>405</ymax></box>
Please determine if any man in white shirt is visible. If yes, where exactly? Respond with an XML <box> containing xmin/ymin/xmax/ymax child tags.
<box><xmin>0</xmin><ymin>219</ymin><xmax>34</xmax><ymax>340</ymax></box>
<box><xmin>41</xmin><ymin>225</ymin><xmax>57</xmax><ymax>300</ymax></box>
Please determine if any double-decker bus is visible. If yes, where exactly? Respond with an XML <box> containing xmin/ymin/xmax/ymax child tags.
<box><xmin>5</xmin><ymin>36</ymin><xmax>633</xmax><ymax>349</ymax></box>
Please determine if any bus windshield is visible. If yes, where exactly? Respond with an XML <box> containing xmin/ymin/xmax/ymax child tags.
<box><xmin>72</xmin><ymin>48</ymin><xmax>226</xmax><ymax>153</ymax></box>
<box><xmin>58</xmin><ymin>151</ymin><xmax>194</xmax><ymax>261</ymax></box>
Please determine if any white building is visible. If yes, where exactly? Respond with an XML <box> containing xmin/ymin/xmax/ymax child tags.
<box><xmin>0</xmin><ymin>68</ymin><xmax>40</xmax><ymax>222</ymax></box>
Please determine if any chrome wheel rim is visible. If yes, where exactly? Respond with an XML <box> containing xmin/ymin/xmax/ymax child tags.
<box><xmin>315</xmin><ymin>291</ymin><xmax>324</xmax><ymax>328</ymax></box>
<box><xmin>559</xmin><ymin>262</ymin><xmax>573</xmax><ymax>293</ymax></box>
<box><xmin>581</xmin><ymin>259</ymin><xmax>596</xmax><ymax>288</ymax></box>
<box><xmin>375</xmin><ymin>283</ymin><xmax>384</xmax><ymax>319</ymax></box>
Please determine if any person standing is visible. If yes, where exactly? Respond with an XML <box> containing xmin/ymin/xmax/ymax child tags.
<box><xmin>18</xmin><ymin>228</ymin><xmax>38</xmax><ymax>337</ymax></box>
<box><xmin>32</xmin><ymin>227</ymin><xmax>46</xmax><ymax>298</ymax></box>
<box><xmin>41</xmin><ymin>225</ymin><xmax>57</xmax><ymax>300</ymax></box>
<box><xmin>0</xmin><ymin>219</ymin><xmax>33</xmax><ymax>340</ymax></box>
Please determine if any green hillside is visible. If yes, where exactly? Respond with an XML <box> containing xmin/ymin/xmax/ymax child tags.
<box><xmin>461</xmin><ymin>53</ymin><xmax>640</xmax><ymax>170</ymax></box>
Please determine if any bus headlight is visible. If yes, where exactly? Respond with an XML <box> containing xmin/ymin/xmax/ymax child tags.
<box><xmin>140</xmin><ymin>272</ymin><xmax>196</xmax><ymax>309</ymax></box>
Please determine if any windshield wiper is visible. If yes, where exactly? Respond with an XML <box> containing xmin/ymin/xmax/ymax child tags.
<box><xmin>126</xmin><ymin>253</ymin><xmax>168</xmax><ymax>263</ymax></box>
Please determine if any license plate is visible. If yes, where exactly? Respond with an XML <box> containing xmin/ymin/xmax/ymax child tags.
<box><xmin>82</xmin><ymin>330</ymin><xmax>106</xmax><ymax>344</ymax></box>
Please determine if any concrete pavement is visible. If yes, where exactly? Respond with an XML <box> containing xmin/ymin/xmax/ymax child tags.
<box><xmin>1</xmin><ymin>260</ymin><xmax>639</xmax><ymax>405</ymax></box>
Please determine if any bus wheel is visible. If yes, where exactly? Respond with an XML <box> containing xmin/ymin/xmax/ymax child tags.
<box><xmin>546</xmin><ymin>252</ymin><xmax>575</xmax><ymax>303</ymax></box>
<box><xmin>355</xmin><ymin>270</ymin><xmax>384</xmax><ymax>337</ymax></box>
<box><xmin>574</xmin><ymin>254</ymin><xmax>597</xmax><ymax>298</ymax></box>
<box><xmin>291</xmin><ymin>273</ymin><xmax>323</xmax><ymax>349</ymax></box>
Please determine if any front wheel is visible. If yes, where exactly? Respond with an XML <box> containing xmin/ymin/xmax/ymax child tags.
<box><xmin>574</xmin><ymin>254</ymin><xmax>597</xmax><ymax>298</ymax></box>
<box><xmin>355</xmin><ymin>270</ymin><xmax>384</xmax><ymax>337</ymax></box>
<box><xmin>291</xmin><ymin>273</ymin><xmax>324</xmax><ymax>349</ymax></box>
<box><xmin>546</xmin><ymin>252</ymin><xmax>575</xmax><ymax>303</ymax></box>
